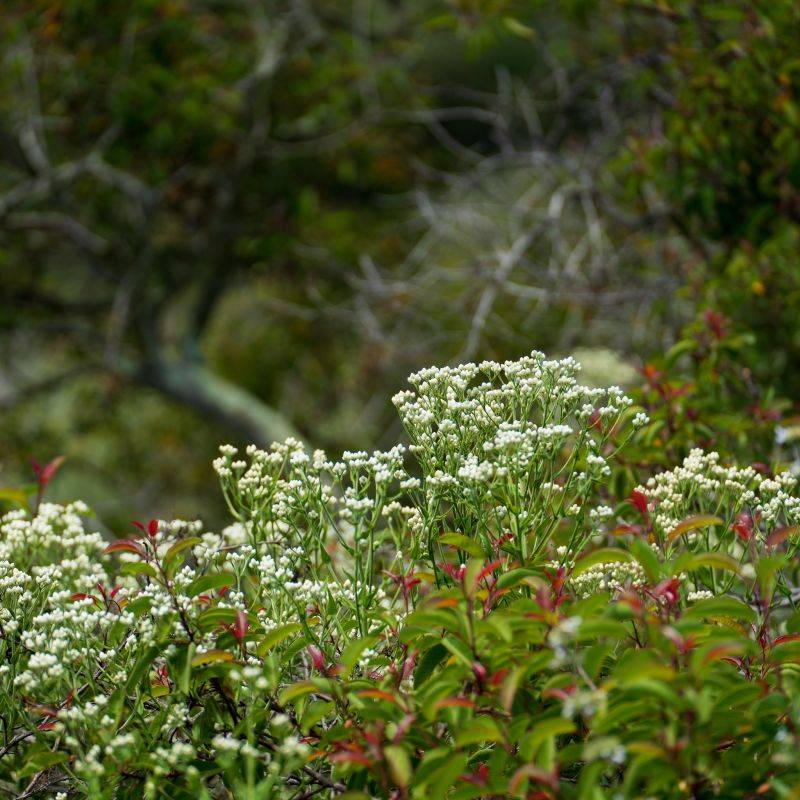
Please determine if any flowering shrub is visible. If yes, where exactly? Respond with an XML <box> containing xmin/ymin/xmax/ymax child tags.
<box><xmin>3</xmin><ymin>351</ymin><xmax>800</xmax><ymax>798</ymax></box>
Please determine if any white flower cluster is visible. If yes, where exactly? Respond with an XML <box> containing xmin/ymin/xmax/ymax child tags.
<box><xmin>639</xmin><ymin>449</ymin><xmax>800</xmax><ymax>541</ymax></box>
<box><xmin>393</xmin><ymin>354</ymin><xmax>632</xmax><ymax>475</ymax></box>
<box><xmin>687</xmin><ymin>590</ymin><xmax>714</xmax><ymax>603</ymax></box>
<box><xmin>391</xmin><ymin>352</ymin><xmax>636</xmax><ymax>554</ymax></box>
<box><xmin>213</xmin><ymin>438</ymin><xmax>408</xmax><ymax>553</ymax></box>
<box><xmin>0</xmin><ymin>501</ymin><xmax>106</xmax><ymax>584</ymax></box>
<box><xmin>569</xmin><ymin>558</ymin><xmax>648</xmax><ymax>598</ymax></box>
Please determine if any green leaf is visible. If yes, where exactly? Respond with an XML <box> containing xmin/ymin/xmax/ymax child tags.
<box><xmin>410</xmin><ymin>747</ymin><xmax>452</xmax><ymax>788</ymax></box>
<box><xmin>165</xmin><ymin>537</ymin><xmax>202</xmax><ymax>572</ymax></box>
<box><xmin>629</xmin><ymin>538</ymin><xmax>662</xmax><ymax>583</ymax></box>
<box><xmin>495</xmin><ymin>568</ymin><xmax>540</xmax><ymax>590</ymax></box>
<box><xmin>15</xmin><ymin>749</ymin><xmax>69</xmax><ymax>779</ymax></box>
<box><xmin>583</xmin><ymin>643</ymin><xmax>613</xmax><ymax>681</ymax></box>
<box><xmin>187</xmin><ymin>572</ymin><xmax>236</xmax><ymax>598</ymax></box>
<box><xmin>439</xmin><ymin>533</ymin><xmax>484</xmax><ymax>558</ymax></box>
<box><xmin>126</xmin><ymin>645</ymin><xmax>160</xmax><ymax>694</ymax></box>
<box><xmin>681</xmin><ymin>552</ymin><xmax>741</xmax><ymax>575</ymax></box>
<box><xmin>594</xmin><ymin>701</ymin><xmax>651</xmax><ymax>735</ymax></box>
<box><xmin>0</xmin><ymin>487</ymin><xmax>30</xmax><ymax>507</ymax></box>
<box><xmin>401</xmin><ymin>605</ymin><xmax>461</xmax><ymax>639</ymax></box>
<box><xmin>522</xmin><ymin>718</ymin><xmax>576</xmax><ymax>759</ymax></box>
<box><xmin>663</xmin><ymin>338</ymin><xmax>696</xmax><ymax>367</ymax></box>
<box><xmin>500</xmin><ymin>663</ymin><xmax>528</xmax><ymax>712</ymax></box>
<box><xmin>455</xmin><ymin>716</ymin><xmax>502</xmax><ymax>746</ymax></box>
<box><xmin>577</xmin><ymin>619</ymin><xmax>630</xmax><ymax>640</ymax></box>
<box><xmin>428</xmin><ymin>753</ymin><xmax>469</xmax><ymax>800</ymax></box>
<box><xmin>257</xmin><ymin>623</ymin><xmax>304</xmax><ymax>657</ymax></box>
<box><xmin>613</xmin><ymin>650</ymin><xmax>674</xmax><ymax>684</ymax></box>
<box><xmin>120</xmin><ymin>561</ymin><xmax>157</xmax><ymax>579</ymax></box>
<box><xmin>440</xmin><ymin>635</ymin><xmax>473</xmax><ymax>667</ymax></box>
<box><xmin>683</xmin><ymin>596</ymin><xmax>756</xmax><ymax>623</ymax></box>
<box><xmin>502</xmin><ymin>16</ymin><xmax>536</xmax><ymax>39</ymax></box>
<box><xmin>618</xmin><ymin>678</ymin><xmax>678</xmax><ymax>706</ymax></box>
<box><xmin>384</xmin><ymin>745</ymin><xmax>412</xmax><ymax>787</ymax></box>
<box><xmin>197</xmin><ymin>607</ymin><xmax>239</xmax><ymax>630</ymax></box>
<box><xmin>339</xmin><ymin>636</ymin><xmax>378</xmax><ymax>675</ymax></box>
<box><xmin>415</xmin><ymin>643</ymin><xmax>448</xmax><ymax>686</ymax></box>
<box><xmin>756</xmin><ymin>554</ymin><xmax>787</xmax><ymax>603</ymax></box>
<box><xmin>278</xmin><ymin>681</ymin><xmax>318</xmax><ymax>705</ymax></box>
<box><xmin>169</xmin><ymin>643</ymin><xmax>196</xmax><ymax>693</ymax></box>
<box><xmin>300</xmin><ymin>699</ymin><xmax>332</xmax><ymax>734</ymax></box>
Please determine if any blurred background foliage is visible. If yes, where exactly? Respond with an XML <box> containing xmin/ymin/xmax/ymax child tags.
<box><xmin>0</xmin><ymin>0</ymin><xmax>797</xmax><ymax>529</ymax></box>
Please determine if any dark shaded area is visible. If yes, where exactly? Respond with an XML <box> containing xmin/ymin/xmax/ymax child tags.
<box><xmin>1</xmin><ymin>0</ymin><xmax>797</xmax><ymax>528</ymax></box>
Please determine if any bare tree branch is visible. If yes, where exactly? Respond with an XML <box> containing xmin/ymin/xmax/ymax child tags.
<box><xmin>4</xmin><ymin>211</ymin><xmax>109</xmax><ymax>255</ymax></box>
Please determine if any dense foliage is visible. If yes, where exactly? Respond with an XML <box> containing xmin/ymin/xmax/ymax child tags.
<box><xmin>2</xmin><ymin>4</ymin><xmax>799</xmax><ymax>795</ymax></box>
<box><xmin>619</xmin><ymin>0</ymin><xmax>800</xmax><ymax>395</ymax></box>
<box><xmin>3</xmin><ymin>351</ymin><xmax>800</xmax><ymax>798</ymax></box>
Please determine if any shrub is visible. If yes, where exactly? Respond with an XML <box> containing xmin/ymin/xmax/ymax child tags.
<box><xmin>2</xmin><ymin>351</ymin><xmax>800</xmax><ymax>798</ymax></box>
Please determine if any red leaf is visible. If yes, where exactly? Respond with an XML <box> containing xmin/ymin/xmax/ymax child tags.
<box><xmin>627</xmin><ymin>490</ymin><xmax>649</xmax><ymax>518</ymax></box>
<box><xmin>330</xmin><ymin>751</ymin><xmax>373</xmax><ymax>767</ymax></box>
<box><xmin>476</xmin><ymin>559</ymin><xmax>504</xmax><ymax>585</ymax></box>
<box><xmin>490</xmin><ymin>667</ymin><xmax>509</xmax><ymax>686</ymax></box>
<box><xmin>358</xmin><ymin>689</ymin><xmax>399</xmax><ymax>703</ymax></box>
<box><xmin>40</xmin><ymin>456</ymin><xmax>65</xmax><ymax>486</ymax></box>
<box><xmin>471</xmin><ymin>662</ymin><xmax>488</xmax><ymax>683</ymax></box>
<box><xmin>704</xmin><ymin>309</ymin><xmax>727</xmax><ymax>340</ymax></box>
<box><xmin>234</xmin><ymin>609</ymin><xmax>249</xmax><ymax>640</ymax></box>
<box><xmin>24</xmin><ymin>699</ymin><xmax>60</xmax><ymax>717</ymax></box>
<box><xmin>147</xmin><ymin>519</ymin><xmax>159</xmax><ymax>538</ymax></box>
<box><xmin>69</xmin><ymin>593</ymin><xmax>97</xmax><ymax>604</ymax></box>
<box><xmin>392</xmin><ymin>713</ymin><xmax>417</xmax><ymax>743</ymax></box>
<box><xmin>104</xmin><ymin>540</ymin><xmax>146</xmax><ymax>557</ymax></box>
<box><xmin>774</xmin><ymin>634</ymin><xmax>800</xmax><ymax>647</ymax></box>
<box><xmin>401</xmin><ymin>653</ymin><xmax>417</xmax><ymax>681</ymax></box>
<box><xmin>461</xmin><ymin>764</ymin><xmax>491</xmax><ymax>787</ymax></box>
<box><xmin>307</xmin><ymin>645</ymin><xmax>326</xmax><ymax>671</ymax></box>
<box><xmin>542</xmin><ymin>685</ymin><xmax>577</xmax><ymax>702</ymax></box>
<box><xmin>642</xmin><ymin>363</ymin><xmax>662</xmax><ymax>383</ymax></box>
<box><xmin>733</xmin><ymin>512</ymin><xmax>754</xmax><ymax>543</ymax></box>
<box><xmin>612</xmin><ymin>522</ymin><xmax>644</xmax><ymax>537</ymax></box>
<box><xmin>651</xmin><ymin>577</ymin><xmax>681</xmax><ymax>607</ymax></box>
<box><xmin>766</xmin><ymin>526</ymin><xmax>800</xmax><ymax>550</ymax></box>
<box><xmin>587</xmin><ymin>410</ymin><xmax>603</xmax><ymax>434</ymax></box>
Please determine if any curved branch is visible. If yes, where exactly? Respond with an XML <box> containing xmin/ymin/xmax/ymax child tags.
<box><xmin>140</xmin><ymin>359</ymin><xmax>302</xmax><ymax>447</ymax></box>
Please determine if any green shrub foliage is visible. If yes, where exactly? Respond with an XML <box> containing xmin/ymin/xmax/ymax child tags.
<box><xmin>2</xmin><ymin>352</ymin><xmax>800</xmax><ymax>798</ymax></box>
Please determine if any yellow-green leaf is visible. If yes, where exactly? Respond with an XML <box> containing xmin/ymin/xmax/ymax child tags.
<box><xmin>439</xmin><ymin>533</ymin><xmax>484</xmax><ymax>558</ymax></box>
<box><xmin>384</xmin><ymin>745</ymin><xmax>412</xmax><ymax>788</ymax></box>
<box><xmin>257</xmin><ymin>623</ymin><xmax>304</xmax><ymax>656</ymax></box>
<box><xmin>191</xmin><ymin>649</ymin><xmax>235</xmax><ymax>666</ymax></box>
<box><xmin>667</xmin><ymin>515</ymin><xmax>723</xmax><ymax>542</ymax></box>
